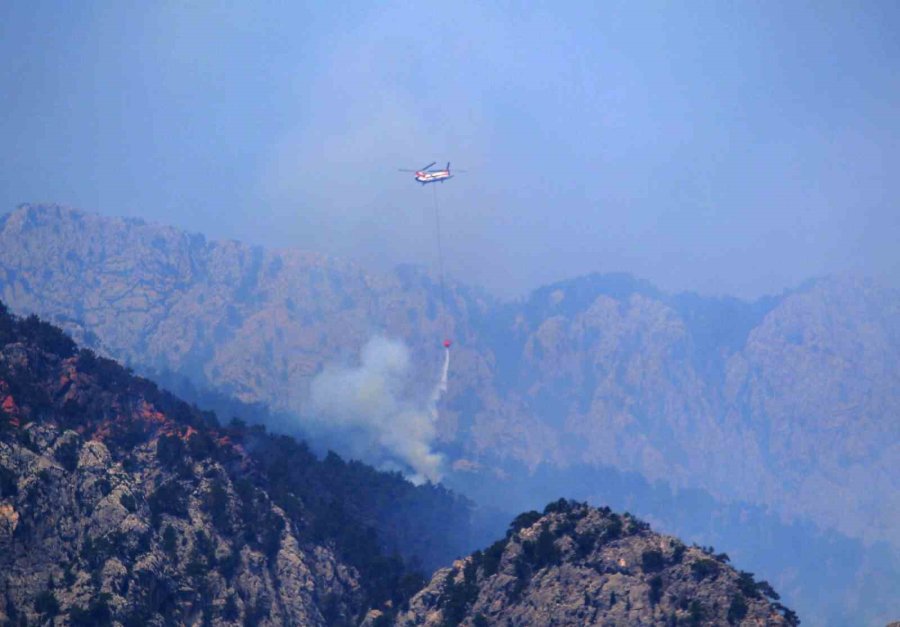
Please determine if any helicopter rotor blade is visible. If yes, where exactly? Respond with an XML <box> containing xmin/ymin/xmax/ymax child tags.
<box><xmin>421</xmin><ymin>161</ymin><xmax>437</xmax><ymax>171</ymax></box>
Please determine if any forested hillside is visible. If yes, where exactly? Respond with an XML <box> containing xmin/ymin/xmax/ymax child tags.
<box><xmin>0</xmin><ymin>303</ymin><xmax>471</xmax><ymax>625</ymax></box>
<box><xmin>0</xmin><ymin>306</ymin><xmax>800</xmax><ymax>626</ymax></box>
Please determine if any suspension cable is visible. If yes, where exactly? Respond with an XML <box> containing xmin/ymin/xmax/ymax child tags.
<box><xmin>431</xmin><ymin>184</ymin><xmax>450</xmax><ymax>346</ymax></box>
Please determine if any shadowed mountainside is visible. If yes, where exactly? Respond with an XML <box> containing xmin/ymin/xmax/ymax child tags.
<box><xmin>0</xmin><ymin>307</ymin><xmax>798</xmax><ymax>626</ymax></box>
<box><xmin>0</xmin><ymin>303</ymin><xmax>474</xmax><ymax>625</ymax></box>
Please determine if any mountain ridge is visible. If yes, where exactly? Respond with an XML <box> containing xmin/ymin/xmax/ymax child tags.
<box><xmin>2</xmin><ymin>204</ymin><xmax>898</xmax><ymax>543</ymax></box>
<box><xmin>394</xmin><ymin>500</ymin><xmax>798</xmax><ymax>627</ymax></box>
<box><xmin>3</xmin><ymin>204</ymin><xmax>899</xmax><ymax>540</ymax></box>
<box><xmin>0</xmin><ymin>303</ymin><xmax>800</xmax><ymax>626</ymax></box>
<box><xmin>1</xmin><ymin>203</ymin><xmax>899</xmax><ymax>624</ymax></box>
<box><xmin>0</xmin><ymin>301</ymin><xmax>474</xmax><ymax>624</ymax></box>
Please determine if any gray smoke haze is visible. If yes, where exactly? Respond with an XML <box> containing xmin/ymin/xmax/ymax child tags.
<box><xmin>3</xmin><ymin>3</ymin><xmax>898</xmax><ymax>300</ymax></box>
<box><xmin>308</xmin><ymin>336</ymin><xmax>449</xmax><ymax>484</ymax></box>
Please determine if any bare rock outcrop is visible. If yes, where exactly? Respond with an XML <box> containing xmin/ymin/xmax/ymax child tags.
<box><xmin>397</xmin><ymin>500</ymin><xmax>797</xmax><ymax>627</ymax></box>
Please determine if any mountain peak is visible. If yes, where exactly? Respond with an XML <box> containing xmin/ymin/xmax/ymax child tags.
<box><xmin>396</xmin><ymin>499</ymin><xmax>797</xmax><ymax>626</ymax></box>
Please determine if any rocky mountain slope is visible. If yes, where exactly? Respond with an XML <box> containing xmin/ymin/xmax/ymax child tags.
<box><xmin>393</xmin><ymin>500</ymin><xmax>797</xmax><ymax>626</ymax></box>
<box><xmin>1</xmin><ymin>204</ymin><xmax>897</xmax><ymax>553</ymax></box>
<box><xmin>0</xmin><ymin>303</ymin><xmax>472</xmax><ymax>625</ymax></box>
<box><xmin>3</xmin><ymin>204</ymin><xmax>900</xmax><ymax>625</ymax></box>
<box><xmin>472</xmin><ymin>273</ymin><xmax>900</xmax><ymax>549</ymax></box>
<box><xmin>0</xmin><ymin>306</ymin><xmax>798</xmax><ymax>626</ymax></box>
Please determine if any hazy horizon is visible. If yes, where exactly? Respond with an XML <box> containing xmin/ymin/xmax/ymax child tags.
<box><xmin>2</xmin><ymin>1</ymin><xmax>898</xmax><ymax>299</ymax></box>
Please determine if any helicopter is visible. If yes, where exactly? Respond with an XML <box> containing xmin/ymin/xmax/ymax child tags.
<box><xmin>397</xmin><ymin>161</ymin><xmax>461</xmax><ymax>349</ymax></box>
<box><xmin>399</xmin><ymin>161</ymin><xmax>461</xmax><ymax>185</ymax></box>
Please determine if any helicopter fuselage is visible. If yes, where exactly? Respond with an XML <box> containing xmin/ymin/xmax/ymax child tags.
<box><xmin>415</xmin><ymin>170</ymin><xmax>453</xmax><ymax>184</ymax></box>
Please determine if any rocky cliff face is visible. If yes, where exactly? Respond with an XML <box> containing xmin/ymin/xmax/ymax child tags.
<box><xmin>0</xmin><ymin>304</ymin><xmax>472</xmax><ymax>625</ymax></box>
<box><xmin>1</xmin><ymin>423</ymin><xmax>363</xmax><ymax>626</ymax></box>
<box><xmin>1</xmin><ymin>204</ymin><xmax>897</xmax><ymax>555</ymax></box>
<box><xmin>0</xmin><ymin>203</ymin><xmax>489</xmax><ymax>411</ymax></box>
<box><xmin>479</xmin><ymin>275</ymin><xmax>900</xmax><ymax>548</ymax></box>
<box><xmin>394</xmin><ymin>500</ymin><xmax>797</xmax><ymax>627</ymax></box>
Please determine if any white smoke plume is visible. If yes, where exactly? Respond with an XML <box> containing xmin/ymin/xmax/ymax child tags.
<box><xmin>309</xmin><ymin>336</ymin><xmax>450</xmax><ymax>484</ymax></box>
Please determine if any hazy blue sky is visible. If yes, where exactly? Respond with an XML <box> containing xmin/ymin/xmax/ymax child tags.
<box><xmin>2</xmin><ymin>1</ymin><xmax>898</xmax><ymax>298</ymax></box>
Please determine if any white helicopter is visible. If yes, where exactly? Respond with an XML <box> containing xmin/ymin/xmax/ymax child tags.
<box><xmin>399</xmin><ymin>161</ymin><xmax>461</xmax><ymax>185</ymax></box>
